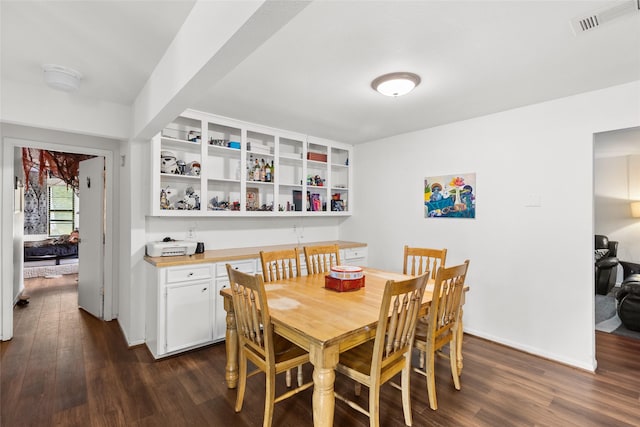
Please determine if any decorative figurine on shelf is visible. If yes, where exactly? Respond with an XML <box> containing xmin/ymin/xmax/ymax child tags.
<box><xmin>164</xmin><ymin>186</ymin><xmax>177</xmax><ymax>209</ymax></box>
<box><xmin>314</xmin><ymin>175</ymin><xmax>324</xmax><ymax>186</ymax></box>
<box><xmin>160</xmin><ymin>188</ymin><xmax>170</xmax><ymax>210</ymax></box>
<box><xmin>184</xmin><ymin>186</ymin><xmax>200</xmax><ymax>210</ymax></box>
<box><xmin>176</xmin><ymin>160</ymin><xmax>186</xmax><ymax>175</ymax></box>
<box><xmin>187</xmin><ymin>130</ymin><xmax>201</xmax><ymax>143</ymax></box>
<box><xmin>188</xmin><ymin>161</ymin><xmax>201</xmax><ymax>176</ymax></box>
<box><xmin>160</xmin><ymin>150</ymin><xmax>179</xmax><ymax>174</ymax></box>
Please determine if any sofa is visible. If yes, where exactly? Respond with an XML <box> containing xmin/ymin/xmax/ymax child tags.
<box><xmin>617</xmin><ymin>274</ymin><xmax>640</xmax><ymax>332</ymax></box>
<box><xmin>595</xmin><ymin>235</ymin><xmax>619</xmax><ymax>295</ymax></box>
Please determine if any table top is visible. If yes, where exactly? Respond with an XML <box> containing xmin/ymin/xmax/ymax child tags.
<box><xmin>221</xmin><ymin>267</ymin><xmax>436</xmax><ymax>349</ymax></box>
<box><xmin>144</xmin><ymin>240</ymin><xmax>366</xmax><ymax>267</ymax></box>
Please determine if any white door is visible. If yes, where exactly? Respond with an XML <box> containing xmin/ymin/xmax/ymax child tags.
<box><xmin>78</xmin><ymin>157</ymin><xmax>105</xmax><ymax>318</ymax></box>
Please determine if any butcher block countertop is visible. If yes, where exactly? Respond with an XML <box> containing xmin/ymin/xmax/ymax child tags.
<box><xmin>144</xmin><ymin>240</ymin><xmax>367</xmax><ymax>268</ymax></box>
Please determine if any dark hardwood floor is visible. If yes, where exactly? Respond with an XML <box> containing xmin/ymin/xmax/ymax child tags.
<box><xmin>2</xmin><ymin>274</ymin><xmax>640</xmax><ymax>426</ymax></box>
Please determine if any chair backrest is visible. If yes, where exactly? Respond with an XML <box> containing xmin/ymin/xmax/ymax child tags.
<box><xmin>425</xmin><ymin>260</ymin><xmax>470</xmax><ymax>344</ymax></box>
<box><xmin>304</xmin><ymin>244</ymin><xmax>341</xmax><ymax>274</ymax></box>
<box><xmin>371</xmin><ymin>273</ymin><xmax>429</xmax><ymax>373</ymax></box>
<box><xmin>260</xmin><ymin>248</ymin><xmax>302</xmax><ymax>282</ymax></box>
<box><xmin>226</xmin><ymin>264</ymin><xmax>274</xmax><ymax>362</ymax></box>
<box><xmin>403</xmin><ymin>246</ymin><xmax>447</xmax><ymax>279</ymax></box>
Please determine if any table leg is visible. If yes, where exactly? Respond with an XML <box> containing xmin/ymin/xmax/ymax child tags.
<box><xmin>456</xmin><ymin>307</ymin><xmax>464</xmax><ymax>375</ymax></box>
<box><xmin>224</xmin><ymin>298</ymin><xmax>238</xmax><ymax>389</ymax></box>
<box><xmin>310</xmin><ymin>344</ymin><xmax>339</xmax><ymax>427</ymax></box>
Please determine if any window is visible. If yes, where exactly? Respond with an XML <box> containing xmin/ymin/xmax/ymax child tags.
<box><xmin>48</xmin><ymin>183</ymin><xmax>76</xmax><ymax>236</ymax></box>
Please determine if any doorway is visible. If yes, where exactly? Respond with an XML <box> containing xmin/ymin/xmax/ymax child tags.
<box><xmin>1</xmin><ymin>138</ymin><xmax>115</xmax><ymax>341</ymax></box>
<box><xmin>593</xmin><ymin>126</ymin><xmax>640</xmax><ymax>340</ymax></box>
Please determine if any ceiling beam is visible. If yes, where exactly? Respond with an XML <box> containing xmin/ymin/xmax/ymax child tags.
<box><xmin>131</xmin><ymin>0</ymin><xmax>311</xmax><ymax>141</ymax></box>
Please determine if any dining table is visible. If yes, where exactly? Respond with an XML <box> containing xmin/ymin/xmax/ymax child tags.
<box><xmin>220</xmin><ymin>267</ymin><xmax>468</xmax><ymax>427</ymax></box>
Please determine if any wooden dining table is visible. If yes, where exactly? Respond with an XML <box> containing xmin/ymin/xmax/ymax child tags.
<box><xmin>220</xmin><ymin>267</ymin><xmax>467</xmax><ymax>427</ymax></box>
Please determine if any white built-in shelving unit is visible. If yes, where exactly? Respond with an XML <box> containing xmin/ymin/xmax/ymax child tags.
<box><xmin>150</xmin><ymin>109</ymin><xmax>353</xmax><ymax>217</ymax></box>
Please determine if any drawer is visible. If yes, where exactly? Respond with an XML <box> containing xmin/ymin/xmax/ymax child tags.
<box><xmin>216</xmin><ymin>259</ymin><xmax>256</xmax><ymax>277</ymax></box>
<box><xmin>343</xmin><ymin>247</ymin><xmax>368</xmax><ymax>261</ymax></box>
<box><xmin>166</xmin><ymin>265</ymin><xmax>213</xmax><ymax>283</ymax></box>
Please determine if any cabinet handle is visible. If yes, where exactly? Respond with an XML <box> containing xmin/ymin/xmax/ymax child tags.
<box><xmin>188</xmin><ymin>272</ymin><xmax>194</xmax><ymax>276</ymax></box>
<box><xmin>202</xmin><ymin>287</ymin><xmax>208</xmax><ymax>292</ymax></box>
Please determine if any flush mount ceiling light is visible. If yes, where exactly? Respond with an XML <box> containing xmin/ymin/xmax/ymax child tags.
<box><xmin>371</xmin><ymin>72</ymin><xmax>421</xmax><ymax>97</ymax></box>
<box><xmin>42</xmin><ymin>64</ymin><xmax>83</xmax><ymax>92</ymax></box>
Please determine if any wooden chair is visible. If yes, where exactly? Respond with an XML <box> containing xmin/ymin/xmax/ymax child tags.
<box><xmin>413</xmin><ymin>260</ymin><xmax>470</xmax><ymax>410</ymax></box>
<box><xmin>259</xmin><ymin>248</ymin><xmax>303</xmax><ymax>387</ymax></box>
<box><xmin>334</xmin><ymin>273</ymin><xmax>429</xmax><ymax>427</ymax></box>
<box><xmin>303</xmin><ymin>244</ymin><xmax>341</xmax><ymax>274</ymax></box>
<box><xmin>260</xmin><ymin>248</ymin><xmax>301</xmax><ymax>282</ymax></box>
<box><xmin>226</xmin><ymin>264</ymin><xmax>313</xmax><ymax>427</ymax></box>
<box><xmin>403</xmin><ymin>245</ymin><xmax>447</xmax><ymax>279</ymax></box>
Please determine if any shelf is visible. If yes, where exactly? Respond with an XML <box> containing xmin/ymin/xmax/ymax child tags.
<box><xmin>280</xmin><ymin>153</ymin><xmax>303</xmax><ymax>161</ymax></box>
<box><xmin>207</xmin><ymin>145</ymin><xmax>241</xmax><ymax>155</ymax></box>
<box><xmin>161</xmin><ymin>173</ymin><xmax>201</xmax><ymax>180</ymax></box>
<box><xmin>307</xmin><ymin>160</ymin><xmax>327</xmax><ymax>166</ymax></box>
<box><xmin>208</xmin><ymin>178</ymin><xmax>240</xmax><ymax>184</ymax></box>
<box><xmin>151</xmin><ymin>110</ymin><xmax>353</xmax><ymax>217</ymax></box>
<box><xmin>246</xmin><ymin>181</ymin><xmax>275</xmax><ymax>186</ymax></box>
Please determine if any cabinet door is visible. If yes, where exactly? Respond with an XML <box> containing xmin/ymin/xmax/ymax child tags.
<box><xmin>166</xmin><ymin>280</ymin><xmax>212</xmax><ymax>353</ymax></box>
<box><xmin>214</xmin><ymin>279</ymin><xmax>229</xmax><ymax>341</ymax></box>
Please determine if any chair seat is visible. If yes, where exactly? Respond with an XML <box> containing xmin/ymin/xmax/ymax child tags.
<box><xmin>338</xmin><ymin>339</ymin><xmax>407</xmax><ymax>386</ymax></box>
<box><xmin>338</xmin><ymin>340</ymin><xmax>375</xmax><ymax>376</ymax></box>
<box><xmin>274</xmin><ymin>340</ymin><xmax>308</xmax><ymax>366</ymax></box>
<box><xmin>414</xmin><ymin>322</ymin><xmax>454</xmax><ymax>344</ymax></box>
<box><xmin>244</xmin><ymin>336</ymin><xmax>308</xmax><ymax>367</ymax></box>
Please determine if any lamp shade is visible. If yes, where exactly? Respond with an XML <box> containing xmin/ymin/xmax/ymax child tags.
<box><xmin>371</xmin><ymin>72</ymin><xmax>421</xmax><ymax>97</ymax></box>
<box><xmin>43</xmin><ymin>64</ymin><xmax>82</xmax><ymax>92</ymax></box>
<box><xmin>631</xmin><ymin>201</ymin><xmax>640</xmax><ymax>218</ymax></box>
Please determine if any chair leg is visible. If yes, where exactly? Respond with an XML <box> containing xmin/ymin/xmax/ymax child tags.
<box><xmin>354</xmin><ymin>382</ymin><xmax>362</xmax><ymax>396</ymax></box>
<box><xmin>285</xmin><ymin>369</ymin><xmax>292</xmax><ymax>387</ymax></box>
<box><xmin>426</xmin><ymin>351</ymin><xmax>438</xmax><ymax>410</ymax></box>
<box><xmin>235</xmin><ymin>352</ymin><xmax>248</xmax><ymax>412</ymax></box>
<box><xmin>419</xmin><ymin>350</ymin><xmax>425</xmax><ymax>369</ymax></box>
<box><xmin>264</xmin><ymin>369</ymin><xmax>276</xmax><ymax>427</ymax></box>
<box><xmin>449</xmin><ymin>341</ymin><xmax>461</xmax><ymax>390</ymax></box>
<box><xmin>401</xmin><ymin>361</ymin><xmax>413</xmax><ymax>426</ymax></box>
<box><xmin>369</xmin><ymin>383</ymin><xmax>380</xmax><ymax>427</ymax></box>
<box><xmin>297</xmin><ymin>364</ymin><xmax>303</xmax><ymax>387</ymax></box>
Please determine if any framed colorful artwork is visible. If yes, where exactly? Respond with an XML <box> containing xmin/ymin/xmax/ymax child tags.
<box><xmin>424</xmin><ymin>173</ymin><xmax>476</xmax><ymax>218</ymax></box>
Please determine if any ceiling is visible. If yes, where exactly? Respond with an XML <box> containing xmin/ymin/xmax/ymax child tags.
<box><xmin>1</xmin><ymin>0</ymin><xmax>639</xmax><ymax>144</ymax></box>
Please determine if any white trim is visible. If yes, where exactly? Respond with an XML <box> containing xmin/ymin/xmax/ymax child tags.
<box><xmin>2</xmin><ymin>138</ymin><xmax>115</xmax><ymax>341</ymax></box>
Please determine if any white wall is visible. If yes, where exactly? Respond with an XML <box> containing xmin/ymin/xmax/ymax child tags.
<box><xmin>594</xmin><ymin>154</ymin><xmax>640</xmax><ymax>280</ymax></box>
<box><xmin>340</xmin><ymin>81</ymin><xmax>640</xmax><ymax>371</ymax></box>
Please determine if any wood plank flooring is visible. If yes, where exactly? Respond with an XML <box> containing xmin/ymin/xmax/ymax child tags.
<box><xmin>2</xmin><ymin>274</ymin><xmax>640</xmax><ymax>426</ymax></box>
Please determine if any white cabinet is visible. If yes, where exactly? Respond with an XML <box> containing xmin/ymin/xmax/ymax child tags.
<box><xmin>146</xmin><ymin>263</ymin><xmax>215</xmax><ymax>359</ymax></box>
<box><xmin>150</xmin><ymin>109</ymin><xmax>353</xmax><ymax>217</ymax></box>
<box><xmin>165</xmin><ymin>280</ymin><xmax>212</xmax><ymax>353</ymax></box>
<box><xmin>145</xmin><ymin>242</ymin><xmax>367</xmax><ymax>358</ymax></box>
<box><xmin>341</xmin><ymin>247</ymin><xmax>368</xmax><ymax>267</ymax></box>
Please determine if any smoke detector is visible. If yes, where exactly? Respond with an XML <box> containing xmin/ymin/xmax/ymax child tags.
<box><xmin>42</xmin><ymin>64</ymin><xmax>83</xmax><ymax>91</ymax></box>
<box><xmin>570</xmin><ymin>0</ymin><xmax>640</xmax><ymax>34</ymax></box>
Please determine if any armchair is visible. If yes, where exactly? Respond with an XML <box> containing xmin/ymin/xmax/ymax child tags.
<box><xmin>616</xmin><ymin>274</ymin><xmax>640</xmax><ymax>332</ymax></box>
<box><xmin>595</xmin><ymin>235</ymin><xmax>619</xmax><ymax>295</ymax></box>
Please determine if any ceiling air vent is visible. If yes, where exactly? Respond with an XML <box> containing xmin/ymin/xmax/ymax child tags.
<box><xmin>570</xmin><ymin>0</ymin><xmax>640</xmax><ymax>34</ymax></box>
